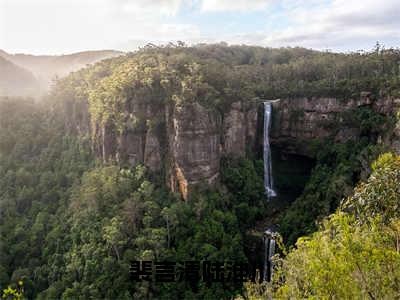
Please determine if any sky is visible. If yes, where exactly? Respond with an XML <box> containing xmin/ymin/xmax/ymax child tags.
<box><xmin>1</xmin><ymin>0</ymin><xmax>399</xmax><ymax>55</ymax></box>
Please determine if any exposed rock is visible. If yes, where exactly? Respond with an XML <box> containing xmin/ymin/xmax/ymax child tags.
<box><xmin>390</xmin><ymin>101</ymin><xmax>400</xmax><ymax>154</ymax></box>
<box><xmin>374</xmin><ymin>96</ymin><xmax>396</xmax><ymax>115</ymax></box>
<box><xmin>118</xmin><ymin>129</ymin><xmax>145</xmax><ymax>166</ymax></box>
<box><xmin>223</xmin><ymin>101</ymin><xmax>246</xmax><ymax>156</ymax></box>
<box><xmin>269</xmin><ymin>95</ymin><xmax>388</xmax><ymax>156</ymax></box>
<box><xmin>245</xmin><ymin>104</ymin><xmax>259</xmax><ymax>151</ymax></box>
<box><xmin>359</xmin><ymin>91</ymin><xmax>373</xmax><ymax>106</ymax></box>
<box><xmin>168</xmin><ymin>102</ymin><xmax>220</xmax><ymax>200</ymax></box>
<box><xmin>144</xmin><ymin>128</ymin><xmax>161</xmax><ymax>171</ymax></box>
<box><xmin>174</xmin><ymin>166</ymin><xmax>189</xmax><ymax>201</ymax></box>
<box><xmin>69</xmin><ymin>91</ymin><xmax>400</xmax><ymax>198</ymax></box>
<box><xmin>101</xmin><ymin>121</ymin><xmax>118</xmax><ymax>163</ymax></box>
<box><xmin>335</xmin><ymin>128</ymin><xmax>360</xmax><ymax>143</ymax></box>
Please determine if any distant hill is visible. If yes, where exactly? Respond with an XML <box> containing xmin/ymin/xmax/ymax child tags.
<box><xmin>0</xmin><ymin>49</ymin><xmax>123</xmax><ymax>95</ymax></box>
<box><xmin>0</xmin><ymin>55</ymin><xmax>40</xmax><ymax>97</ymax></box>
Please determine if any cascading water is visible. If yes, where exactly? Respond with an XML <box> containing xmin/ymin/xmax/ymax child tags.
<box><xmin>262</xmin><ymin>103</ymin><xmax>277</xmax><ymax>282</ymax></box>
<box><xmin>263</xmin><ymin>102</ymin><xmax>277</xmax><ymax>198</ymax></box>
<box><xmin>263</xmin><ymin>229</ymin><xmax>276</xmax><ymax>282</ymax></box>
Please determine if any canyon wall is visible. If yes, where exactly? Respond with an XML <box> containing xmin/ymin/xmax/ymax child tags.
<box><xmin>165</xmin><ymin>101</ymin><xmax>259</xmax><ymax>199</ymax></box>
<box><xmin>270</xmin><ymin>93</ymin><xmax>400</xmax><ymax>156</ymax></box>
<box><xmin>65</xmin><ymin>92</ymin><xmax>400</xmax><ymax>199</ymax></box>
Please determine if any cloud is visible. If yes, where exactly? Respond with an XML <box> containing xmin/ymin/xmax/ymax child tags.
<box><xmin>109</xmin><ymin>0</ymin><xmax>271</xmax><ymax>15</ymax></box>
<box><xmin>115</xmin><ymin>23</ymin><xmax>201</xmax><ymax>50</ymax></box>
<box><xmin>201</xmin><ymin>0</ymin><xmax>271</xmax><ymax>12</ymax></box>
<box><xmin>108</xmin><ymin>0</ymin><xmax>185</xmax><ymax>17</ymax></box>
<box><xmin>0</xmin><ymin>0</ymin><xmax>197</xmax><ymax>54</ymax></box>
<box><xmin>261</xmin><ymin>0</ymin><xmax>400</xmax><ymax>50</ymax></box>
<box><xmin>2</xmin><ymin>0</ymin><xmax>400</xmax><ymax>54</ymax></box>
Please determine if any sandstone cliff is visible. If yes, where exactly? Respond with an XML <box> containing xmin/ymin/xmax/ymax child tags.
<box><xmin>64</xmin><ymin>92</ymin><xmax>400</xmax><ymax>199</ymax></box>
<box><xmin>271</xmin><ymin>93</ymin><xmax>400</xmax><ymax>156</ymax></box>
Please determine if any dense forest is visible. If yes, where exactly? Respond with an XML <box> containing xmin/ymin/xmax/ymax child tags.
<box><xmin>1</xmin><ymin>43</ymin><xmax>400</xmax><ymax>299</ymax></box>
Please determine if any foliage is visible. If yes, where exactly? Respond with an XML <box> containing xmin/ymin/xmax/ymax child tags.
<box><xmin>342</xmin><ymin>152</ymin><xmax>400</xmax><ymax>223</ymax></box>
<box><xmin>275</xmin><ymin>213</ymin><xmax>400</xmax><ymax>299</ymax></box>
<box><xmin>1</xmin><ymin>281</ymin><xmax>24</xmax><ymax>300</ymax></box>
<box><xmin>0</xmin><ymin>97</ymin><xmax>93</xmax><ymax>298</ymax></box>
<box><xmin>273</xmin><ymin>153</ymin><xmax>400</xmax><ymax>299</ymax></box>
<box><xmin>220</xmin><ymin>157</ymin><xmax>266</xmax><ymax>231</ymax></box>
<box><xmin>279</xmin><ymin>106</ymin><xmax>388</xmax><ymax>245</ymax></box>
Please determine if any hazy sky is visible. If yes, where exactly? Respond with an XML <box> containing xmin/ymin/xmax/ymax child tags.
<box><xmin>1</xmin><ymin>0</ymin><xmax>399</xmax><ymax>55</ymax></box>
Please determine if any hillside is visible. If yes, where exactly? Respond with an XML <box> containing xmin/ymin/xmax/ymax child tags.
<box><xmin>0</xmin><ymin>56</ymin><xmax>40</xmax><ymax>97</ymax></box>
<box><xmin>0</xmin><ymin>49</ymin><xmax>123</xmax><ymax>94</ymax></box>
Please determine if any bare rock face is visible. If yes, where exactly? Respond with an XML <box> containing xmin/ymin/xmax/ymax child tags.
<box><xmin>168</xmin><ymin>102</ymin><xmax>220</xmax><ymax>200</ymax></box>
<box><xmin>222</xmin><ymin>101</ymin><xmax>260</xmax><ymax>157</ymax></box>
<box><xmin>334</xmin><ymin>128</ymin><xmax>360</xmax><ymax>143</ymax></box>
<box><xmin>166</xmin><ymin>100</ymin><xmax>260</xmax><ymax>199</ymax></box>
<box><xmin>87</xmin><ymin>120</ymin><xmax>118</xmax><ymax>163</ymax></box>
<box><xmin>144</xmin><ymin>127</ymin><xmax>162</xmax><ymax>172</ymax></box>
<box><xmin>81</xmin><ymin>97</ymin><xmax>259</xmax><ymax>199</ymax></box>
<box><xmin>269</xmin><ymin>95</ymin><xmax>380</xmax><ymax>156</ymax></box>
<box><xmin>388</xmin><ymin>98</ymin><xmax>400</xmax><ymax>154</ymax></box>
<box><xmin>223</xmin><ymin>102</ymin><xmax>246</xmax><ymax>156</ymax></box>
<box><xmin>84</xmin><ymin>98</ymin><xmax>165</xmax><ymax>171</ymax></box>
<box><xmin>272</xmin><ymin>97</ymin><xmax>348</xmax><ymax>139</ymax></box>
<box><xmin>245</xmin><ymin>104</ymin><xmax>259</xmax><ymax>150</ymax></box>
<box><xmin>118</xmin><ymin>129</ymin><xmax>145</xmax><ymax>166</ymax></box>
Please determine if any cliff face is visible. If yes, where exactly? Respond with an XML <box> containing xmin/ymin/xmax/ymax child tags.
<box><xmin>66</xmin><ymin>93</ymin><xmax>400</xmax><ymax>199</ymax></box>
<box><xmin>165</xmin><ymin>101</ymin><xmax>263</xmax><ymax>199</ymax></box>
<box><xmin>222</xmin><ymin>101</ymin><xmax>259</xmax><ymax>157</ymax></box>
<box><xmin>167</xmin><ymin>102</ymin><xmax>220</xmax><ymax>199</ymax></box>
<box><xmin>91</xmin><ymin>100</ymin><xmax>165</xmax><ymax>172</ymax></box>
<box><xmin>270</xmin><ymin>96</ymin><xmax>368</xmax><ymax>156</ymax></box>
<box><xmin>67</xmin><ymin>97</ymin><xmax>259</xmax><ymax>199</ymax></box>
<box><xmin>270</xmin><ymin>94</ymin><xmax>400</xmax><ymax>156</ymax></box>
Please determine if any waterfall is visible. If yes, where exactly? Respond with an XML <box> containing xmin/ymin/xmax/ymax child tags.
<box><xmin>263</xmin><ymin>102</ymin><xmax>276</xmax><ymax>198</ymax></box>
<box><xmin>263</xmin><ymin>229</ymin><xmax>276</xmax><ymax>282</ymax></box>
